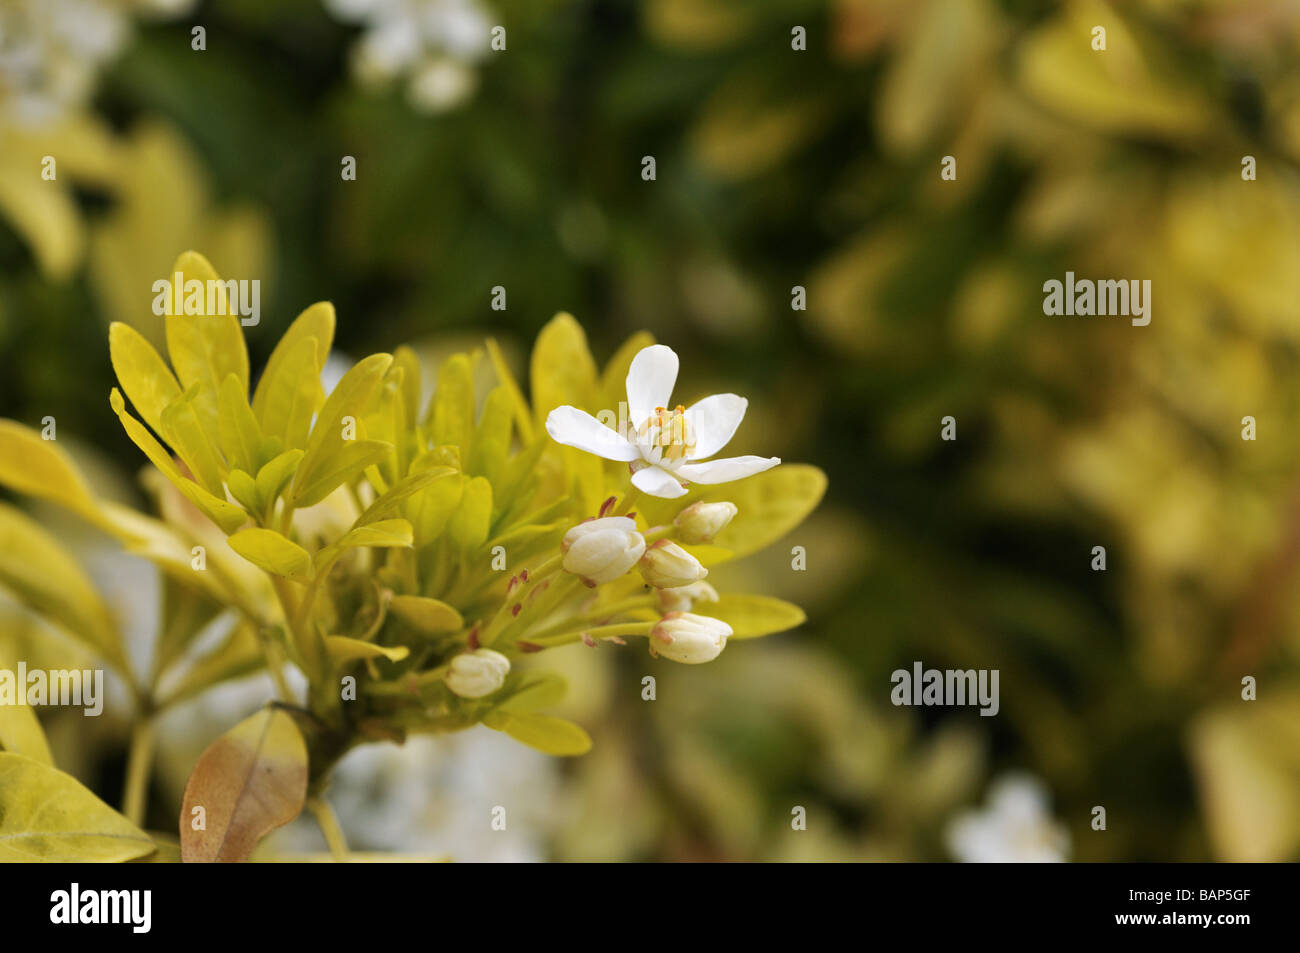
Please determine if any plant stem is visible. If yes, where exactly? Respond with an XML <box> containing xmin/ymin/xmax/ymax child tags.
<box><xmin>612</xmin><ymin>487</ymin><xmax>643</xmax><ymax>517</ymax></box>
<box><xmin>307</xmin><ymin>796</ymin><xmax>349</xmax><ymax>862</ymax></box>
<box><xmin>122</xmin><ymin>716</ymin><xmax>155</xmax><ymax>828</ymax></box>
<box><xmin>522</xmin><ymin>620</ymin><xmax>655</xmax><ymax>649</ymax></box>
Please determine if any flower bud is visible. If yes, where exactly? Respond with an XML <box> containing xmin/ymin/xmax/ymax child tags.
<box><xmin>562</xmin><ymin>516</ymin><xmax>646</xmax><ymax>586</ymax></box>
<box><xmin>655</xmin><ymin>580</ymin><xmax>720</xmax><ymax>614</ymax></box>
<box><xmin>674</xmin><ymin>501</ymin><xmax>737</xmax><ymax>544</ymax></box>
<box><xmin>639</xmin><ymin>539</ymin><xmax>707</xmax><ymax>589</ymax></box>
<box><xmin>650</xmin><ymin>612</ymin><xmax>731</xmax><ymax>664</ymax></box>
<box><xmin>445</xmin><ymin>648</ymin><xmax>510</xmax><ymax>698</ymax></box>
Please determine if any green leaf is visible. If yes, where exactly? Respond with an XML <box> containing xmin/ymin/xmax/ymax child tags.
<box><xmin>0</xmin><ymin>753</ymin><xmax>155</xmax><ymax>861</ymax></box>
<box><xmin>252</xmin><ymin>301</ymin><xmax>334</xmax><ymax>429</ymax></box>
<box><xmin>448</xmin><ymin>476</ymin><xmax>492</xmax><ymax>551</ymax></box>
<box><xmin>392</xmin><ymin>345</ymin><xmax>422</xmax><ymax>427</ymax></box>
<box><xmin>110</xmin><ymin>388</ymin><xmax>247</xmax><ymax>534</ymax></box>
<box><xmin>495</xmin><ymin>671</ymin><xmax>567</xmax><ymax>714</ymax></box>
<box><xmin>483</xmin><ymin>711</ymin><xmax>592</xmax><ymax>756</ymax></box>
<box><xmin>694</xmin><ymin>593</ymin><xmax>806</xmax><ymax>639</ymax></box>
<box><xmin>529</xmin><ymin>312</ymin><xmax>598</xmax><ymax>427</ymax></box>
<box><xmin>108</xmin><ymin>321</ymin><xmax>182</xmax><ymax>438</ymax></box>
<box><xmin>254</xmin><ymin>336</ymin><xmax>323</xmax><ymax>451</ymax></box>
<box><xmin>291</xmin><ymin>353</ymin><xmax>393</xmax><ymax>507</ymax></box>
<box><xmin>180</xmin><ymin>708</ymin><xmax>308</xmax><ymax>863</ymax></box>
<box><xmin>228</xmin><ymin>528</ymin><xmax>312</xmax><ymax>581</ymax></box>
<box><xmin>0</xmin><ymin>503</ymin><xmax>122</xmax><ymax>666</ymax></box>
<box><xmin>388</xmin><ymin>595</ymin><xmax>463</xmax><ymax>634</ymax></box>
<box><xmin>408</xmin><ymin>470</ymin><xmax>464</xmax><ymax>543</ymax></box>
<box><xmin>161</xmin><ymin>250</ymin><xmax>250</xmax><ymax>434</ymax></box>
<box><xmin>218</xmin><ymin>373</ymin><xmax>264</xmax><ymax>475</ymax></box>
<box><xmin>427</xmin><ymin>352</ymin><xmax>475</xmax><ymax>449</ymax></box>
<box><xmin>355</xmin><ymin>467</ymin><xmax>455</xmax><ymax>527</ymax></box>
<box><xmin>314</xmin><ymin>519</ymin><xmax>414</xmax><ymax>575</ymax></box>
<box><xmin>0</xmin><ymin>637</ymin><xmax>54</xmax><ymax>765</ymax></box>
<box><xmin>324</xmin><ymin>636</ymin><xmax>410</xmax><ymax>665</ymax></box>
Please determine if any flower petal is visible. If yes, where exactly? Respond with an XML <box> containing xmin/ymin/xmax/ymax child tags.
<box><xmin>631</xmin><ymin>464</ymin><xmax>688</xmax><ymax>498</ymax></box>
<box><xmin>545</xmin><ymin>406</ymin><xmax>639</xmax><ymax>461</ymax></box>
<box><xmin>625</xmin><ymin>345</ymin><xmax>678</xmax><ymax>426</ymax></box>
<box><xmin>675</xmin><ymin>455</ymin><xmax>780</xmax><ymax>484</ymax></box>
<box><xmin>684</xmin><ymin>393</ymin><xmax>747</xmax><ymax>460</ymax></box>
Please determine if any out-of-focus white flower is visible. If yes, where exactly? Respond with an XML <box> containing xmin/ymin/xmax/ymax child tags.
<box><xmin>561</xmin><ymin>516</ymin><xmax>645</xmax><ymax>587</ymax></box>
<box><xmin>445</xmin><ymin>647</ymin><xmax>510</xmax><ymax>698</ymax></box>
<box><xmin>655</xmin><ymin>580</ymin><xmax>719</xmax><ymax>614</ymax></box>
<box><xmin>324</xmin><ymin>0</ymin><xmax>492</xmax><ymax>113</ymax></box>
<box><xmin>0</xmin><ymin>0</ymin><xmax>192</xmax><ymax>126</ymax></box>
<box><xmin>946</xmin><ymin>773</ymin><xmax>1070</xmax><ymax>863</ymax></box>
<box><xmin>545</xmin><ymin>345</ymin><xmax>780</xmax><ymax>499</ymax></box>
<box><xmin>649</xmin><ymin>611</ymin><xmax>730</xmax><ymax>664</ymax></box>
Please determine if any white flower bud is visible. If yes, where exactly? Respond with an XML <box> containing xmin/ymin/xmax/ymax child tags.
<box><xmin>562</xmin><ymin>516</ymin><xmax>646</xmax><ymax>586</ymax></box>
<box><xmin>639</xmin><ymin>539</ymin><xmax>707</xmax><ymax>589</ymax></box>
<box><xmin>674</xmin><ymin>501</ymin><xmax>737</xmax><ymax>544</ymax></box>
<box><xmin>655</xmin><ymin>580</ymin><xmax>720</xmax><ymax>614</ymax></box>
<box><xmin>445</xmin><ymin>648</ymin><xmax>510</xmax><ymax>698</ymax></box>
<box><xmin>650</xmin><ymin>612</ymin><xmax>731</xmax><ymax>664</ymax></box>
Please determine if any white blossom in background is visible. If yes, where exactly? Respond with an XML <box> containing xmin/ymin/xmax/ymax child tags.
<box><xmin>946</xmin><ymin>773</ymin><xmax>1070</xmax><ymax>863</ymax></box>
<box><xmin>323</xmin><ymin>0</ymin><xmax>493</xmax><ymax>113</ymax></box>
<box><xmin>274</xmin><ymin>728</ymin><xmax>562</xmax><ymax>862</ymax></box>
<box><xmin>0</xmin><ymin>0</ymin><xmax>192</xmax><ymax>127</ymax></box>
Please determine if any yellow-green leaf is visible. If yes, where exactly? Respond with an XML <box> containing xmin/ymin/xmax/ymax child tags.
<box><xmin>291</xmin><ymin>353</ymin><xmax>393</xmax><ymax>506</ymax></box>
<box><xmin>496</xmin><ymin>671</ymin><xmax>567</xmax><ymax>714</ymax></box>
<box><xmin>179</xmin><ymin>708</ymin><xmax>308</xmax><ymax>863</ymax></box>
<box><xmin>0</xmin><ymin>419</ymin><xmax>100</xmax><ymax>522</ymax></box>
<box><xmin>291</xmin><ymin>439</ymin><xmax>392</xmax><ymax>509</ymax></box>
<box><xmin>218</xmin><ymin>373</ymin><xmax>263</xmax><ymax>475</ymax></box>
<box><xmin>388</xmin><ymin>595</ymin><xmax>463</xmax><ymax>634</ymax></box>
<box><xmin>392</xmin><ymin>345</ymin><xmax>422</xmax><ymax>427</ymax></box>
<box><xmin>227</xmin><ymin>528</ymin><xmax>312</xmax><ymax>581</ymax></box>
<box><xmin>160</xmin><ymin>385</ymin><xmax>226</xmax><ymax>495</ymax></box>
<box><xmin>427</xmin><ymin>352</ymin><xmax>475</xmax><ymax>450</ymax></box>
<box><xmin>529</xmin><ymin>312</ymin><xmax>597</xmax><ymax>427</ymax></box>
<box><xmin>252</xmin><ymin>301</ymin><xmax>334</xmax><ymax>428</ymax></box>
<box><xmin>324</xmin><ymin>636</ymin><xmax>409</xmax><ymax>665</ymax></box>
<box><xmin>0</xmin><ymin>503</ymin><xmax>122</xmax><ymax>665</ymax></box>
<box><xmin>694</xmin><ymin>593</ymin><xmax>806</xmax><ymax>639</ymax></box>
<box><xmin>314</xmin><ymin>519</ymin><xmax>413</xmax><ymax>575</ymax></box>
<box><xmin>0</xmin><ymin>753</ymin><xmax>154</xmax><ymax>862</ymax></box>
<box><xmin>110</xmin><ymin>389</ymin><xmax>247</xmax><ymax>534</ymax></box>
<box><xmin>162</xmin><ymin>251</ymin><xmax>249</xmax><ymax>429</ymax></box>
<box><xmin>485</xmin><ymin>337</ymin><xmax>533</xmax><ymax>443</ymax></box>
<box><xmin>254</xmin><ymin>449</ymin><xmax>304</xmax><ymax>509</ymax></box>
<box><xmin>254</xmin><ymin>336</ymin><xmax>323</xmax><ymax>451</ymax></box>
<box><xmin>483</xmin><ymin>711</ymin><xmax>592</xmax><ymax>756</ymax></box>
<box><xmin>226</xmin><ymin>468</ymin><xmax>259</xmax><ymax>513</ymax></box>
<box><xmin>448</xmin><ymin>476</ymin><xmax>492</xmax><ymax>551</ymax></box>
<box><xmin>467</xmin><ymin>386</ymin><xmax>513</xmax><ymax>484</ymax></box>
<box><xmin>0</xmin><ymin>636</ymin><xmax>54</xmax><ymax>766</ymax></box>
<box><xmin>355</xmin><ymin>466</ymin><xmax>455</xmax><ymax>527</ymax></box>
<box><xmin>109</xmin><ymin>321</ymin><xmax>182</xmax><ymax>438</ymax></box>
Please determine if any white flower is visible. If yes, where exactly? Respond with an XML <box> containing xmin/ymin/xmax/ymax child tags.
<box><xmin>561</xmin><ymin>516</ymin><xmax>646</xmax><ymax>586</ymax></box>
<box><xmin>649</xmin><ymin>612</ymin><xmax>731</xmax><ymax>664</ymax></box>
<box><xmin>946</xmin><ymin>774</ymin><xmax>1070</xmax><ymax>863</ymax></box>
<box><xmin>639</xmin><ymin>539</ymin><xmax>707</xmax><ymax>589</ymax></box>
<box><xmin>445</xmin><ymin>648</ymin><xmax>510</xmax><ymax>698</ymax></box>
<box><xmin>544</xmin><ymin>344</ymin><xmax>780</xmax><ymax>499</ymax></box>
<box><xmin>655</xmin><ymin>580</ymin><xmax>719</xmax><ymax>614</ymax></box>
<box><xmin>674</xmin><ymin>500</ymin><xmax>737</xmax><ymax>544</ymax></box>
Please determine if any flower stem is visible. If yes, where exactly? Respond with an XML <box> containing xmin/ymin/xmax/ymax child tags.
<box><xmin>307</xmin><ymin>796</ymin><xmax>349</xmax><ymax>862</ymax></box>
<box><xmin>121</xmin><ymin>716</ymin><xmax>155</xmax><ymax>828</ymax></box>
<box><xmin>522</xmin><ymin>620</ymin><xmax>655</xmax><ymax>650</ymax></box>
<box><xmin>612</xmin><ymin>488</ymin><xmax>643</xmax><ymax>517</ymax></box>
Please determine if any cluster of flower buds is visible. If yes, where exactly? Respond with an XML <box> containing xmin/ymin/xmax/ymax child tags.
<box><xmin>557</xmin><ymin>498</ymin><xmax>739</xmax><ymax>663</ymax></box>
<box><xmin>445</xmin><ymin>648</ymin><xmax>511</xmax><ymax>698</ymax></box>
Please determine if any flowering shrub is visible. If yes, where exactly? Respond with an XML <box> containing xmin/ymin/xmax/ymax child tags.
<box><xmin>0</xmin><ymin>251</ymin><xmax>824</xmax><ymax>861</ymax></box>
